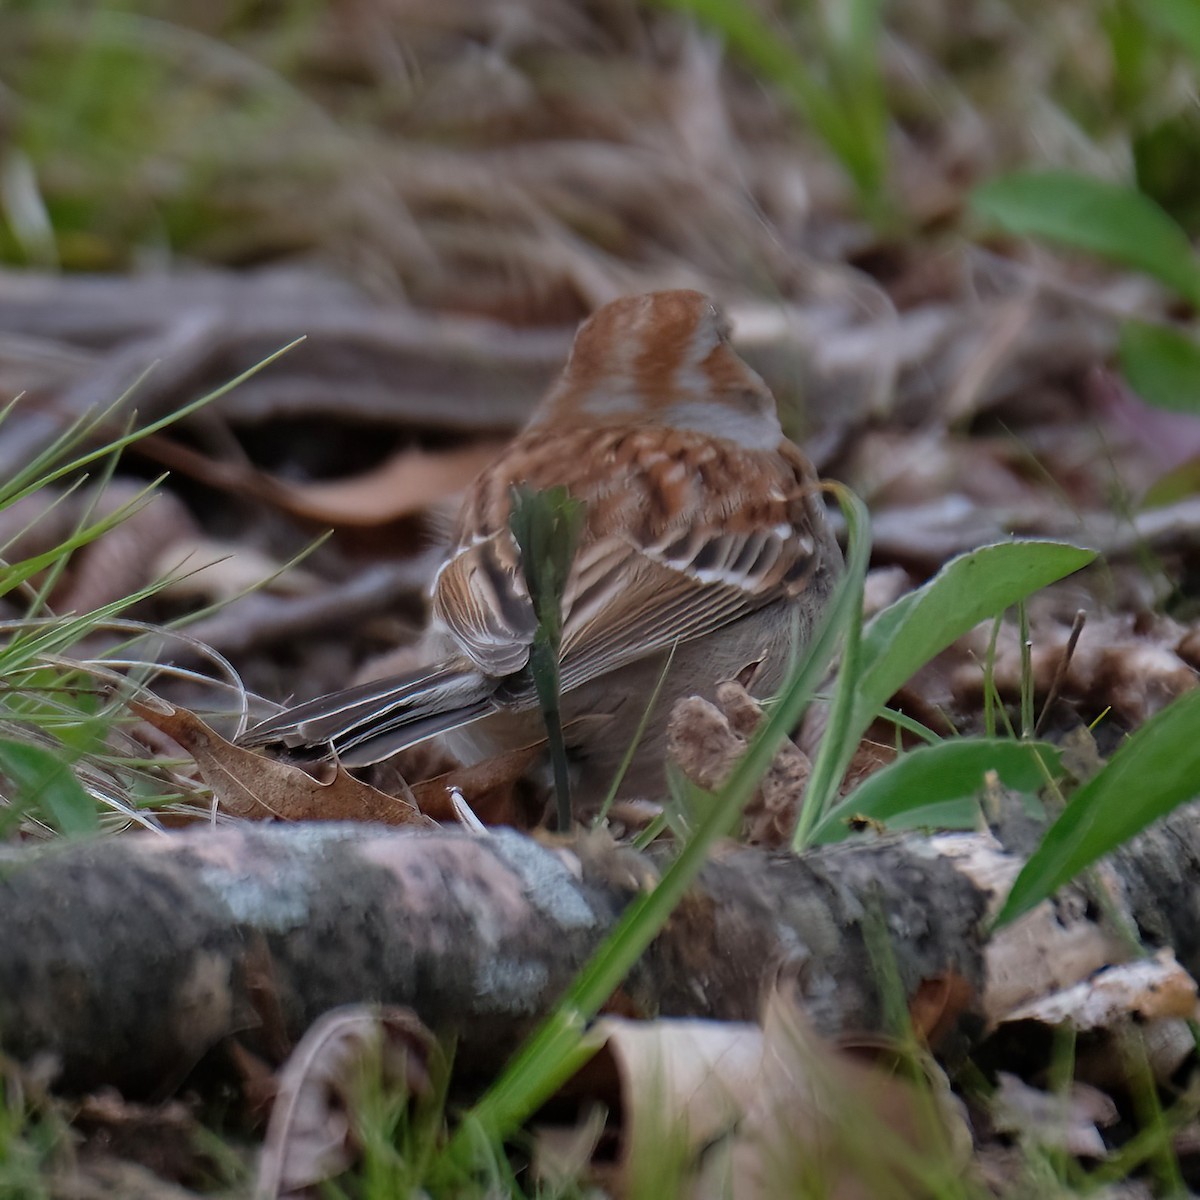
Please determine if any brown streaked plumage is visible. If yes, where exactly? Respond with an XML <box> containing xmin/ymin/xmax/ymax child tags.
<box><xmin>242</xmin><ymin>290</ymin><xmax>842</xmax><ymax>807</ymax></box>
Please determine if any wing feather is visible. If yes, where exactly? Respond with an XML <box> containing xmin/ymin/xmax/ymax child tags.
<box><xmin>430</xmin><ymin>424</ymin><xmax>835</xmax><ymax>699</ymax></box>
<box><xmin>556</xmin><ymin>534</ymin><xmax>807</xmax><ymax>692</ymax></box>
<box><xmin>433</xmin><ymin>536</ymin><xmax>537</xmax><ymax>675</ymax></box>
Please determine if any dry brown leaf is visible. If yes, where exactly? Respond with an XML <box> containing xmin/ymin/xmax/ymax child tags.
<box><xmin>73</xmin><ymin>1090</ymin><xmax>209</xmax><ymax>1187</ymax></box>
<box><xmin>129</xmin><ymin>697</ymin><xmax>433</xmax><ymax>827</ymax></box>
<box><xmin>667</xmin><ymin>682</ymin><xmax>811</xmax><ymax>847</ymax></box>
<box><xmin>228</xmin><ymin>1041</ymin><xmax>281</xmax><ymax>1125</ymax></box>
<box><xmin>282</xmin><ymin>441</ymin><xmax>507</xmax><ymax>525</ymax></box>
<box><xmin>151</xmin><ymin>539</ymin><xmax>319</xmax><ymax>605</ymax></box>
<box><xmin>953</xmin><ymin>612</ymin><xmax>1199</xmax><ymax>729</ymax></box>
<box><xmin>933</xmin><ymin>831</ymin><xmax>1133</xmax><ymax>1024</ymax></box>
<box><xmin>135</xmin><ymin>433</ymin><xmax>505</xmax><ymax>528</ymax></box>
<box><xmin>991</xmin><ymin>1072</ymin><xmax>1117</xmax><ymax>1160</ymax></box>
<box><xmin>1003</xmin><ymin>948</ymin><xmax>1198</xmax><ymax>1028</ymax></box>
<box><xmin>1</xmin><ymin>480</ymin><xmax>202</xmax><ymax>613</ymax></box>
<box><xmin>535</xmin><ymin>995</ymin><xmax>970</xmax><ymax>1200</ymax></box>
<box><xmin>255</xmin><ymin>1005</ymin><xmax>438</xmax><ymax>1200</ymax></box>
<box><xmin>667</xmin><ymin>694</ymin><xmax>745</xmax><ymax>793</ymax></box>
<box><xmin>908</xmin><ymin>971</ymin><xmax>975</xmax><ymax>1049</ymax></box>
<box><xmin>723</xmin><ymin>993</ymin><xmax>972</xmax><ymax>1200</ymax></box>
<box><xmin>536</xmin><ymin>1014</ymin><xmax>763</xmax><ymax>1197</ymax></box>
<box><xmin>48</xmin><ymin>1156</ymin><xmax>207</xmax><ymax>1200</ymax></box>
<box><xmin>996</xmin><ymin>949</ymin><xmax>1200</xmax><ymax>1086</ymax></box>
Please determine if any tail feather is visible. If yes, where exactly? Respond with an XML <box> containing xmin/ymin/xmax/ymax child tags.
<box><xmin>240</xmin><ymin>658</ymin><xmax>495</xmax><ymax>765</ymax></box>
<box><xmin>332</xmin><ymin>702</ymin><xmax>493</xmax><ymax>767</ymax></box>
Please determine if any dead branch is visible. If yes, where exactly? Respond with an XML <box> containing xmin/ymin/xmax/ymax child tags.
<box><xmin>0</xmin><ymin>264</ymin><xmax>1139</xmax><ymax>484</ymax></box>
<box><xmin>0</xmin><ymin>268</ymin><xmax>568</xmax><ymax>479</ymax></box>
<box><xmin>865</xmin><ymin>495</ymin><xmax>1200</xmax><ymax>573</ymax></box>
<box><xmin>1</xmin><ymin>803</ymin><xmax>1197</xmax><ymax>1095</ymax></box>
<box><xmin>178</xmin><ymin>559</ymin><xmax>434</xmax><ymax>659</ymax></box>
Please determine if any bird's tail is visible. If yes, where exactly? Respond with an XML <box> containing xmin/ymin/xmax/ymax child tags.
<box><xmin>240</xmin><ymin>658</ymin><xmax>494</xmax><ymax>767</ymax></box>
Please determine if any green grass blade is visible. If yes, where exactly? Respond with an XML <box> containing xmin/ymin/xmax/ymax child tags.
<box><xmin>594</xmin><ymin>642</ymin><xmax>678</xmax><ymax>827</ymax></box>
<box><xmin>25</xmin><ymin>422</ymin><xmax>132</xmax><ymax>617</ymax></box>
<box><xmin>791</xmin><ymin>484</ymin><xmax>870</xmax><ymax>849</ymax></box>
<box><xmin>972</xmin><ymin>170</ymin><xmax>1200</xmax><ymax>307</ymax></box>
<box><xmin>658</xmin><ymin>0</ymin><xmax>889</xmax><ymax>219</ymax></box>
<box><xmin>873</xmin><ymin>706</ymin><xmax>944</xmax><ymax>746</ymax></box>
<box><xmin>3</xmin><ymin>338</ymin><xmax>304</xmax><ymax>510</ymax></box>
<box><xmin>1018</xmin><ymin>600</ymin><xmax>1034</xmax><ymax>738</ymax></box>
<box><xmin>996</xmin><ymin>687</ymin><xmax>1200</xmax><ymax>927</ymax></box>
<box><xmin>982</xmin><ymin>614</ymin><xmax>1002</xmax><ymax>739</ymax></box>
<box><xmin>0</xmin><ymin>568</ymin><xmax>191</xmax><ymax>676</ymax></box>
<box><xmin>0</xmin><ymin>388</ymin><xmax>142</xmax><ymax>509</ymax></box>
<box><xmin>812</xmin><ymin>737</ymin><xmax>1062</xmax><ymax>844</ymax></box>
<box><xmin>0</xmin><ymin>479</ymin><xmax>163</xmax><ymax>600</ymax></box>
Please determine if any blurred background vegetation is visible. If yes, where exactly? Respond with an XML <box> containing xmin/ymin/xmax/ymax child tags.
<box><xmin>2</xmin><ymin>0</ymin><xmax>1198</xmax><ymax>300</ymax></box>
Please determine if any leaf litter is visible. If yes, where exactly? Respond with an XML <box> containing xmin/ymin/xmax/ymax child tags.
<box><xmin>4</xmin><ymin>0</ymin><xmax>1200</xmax><ymax>1194</ymax></box>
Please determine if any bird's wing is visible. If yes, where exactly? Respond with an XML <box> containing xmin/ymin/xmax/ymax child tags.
<box><xmin>432</xmin><ymin>426</ymin><xmax>836</xmax><ymax>690</ymax></box>
<box><xmin>554</xmin><ymin>523</ymin><xmax>819</xmax><ymax>692</ymax></box>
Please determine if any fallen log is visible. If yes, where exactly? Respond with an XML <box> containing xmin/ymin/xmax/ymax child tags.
<box><xmin>0</xmin><ymin>806</ymin><xmax>1197</xmax><ymax>1095</ymax></box>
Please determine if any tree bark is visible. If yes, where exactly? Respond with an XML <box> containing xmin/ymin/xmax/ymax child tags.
<box><xmin>1</xmin><ymin>807</ymin><xmax>1196</xmax><ymax>1095</ymax></box>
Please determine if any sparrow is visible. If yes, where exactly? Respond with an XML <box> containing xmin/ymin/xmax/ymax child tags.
<box><xmin>242</xmin><ymin>290</ymin><xmax>842</xmax><ymax>806</ymax></box>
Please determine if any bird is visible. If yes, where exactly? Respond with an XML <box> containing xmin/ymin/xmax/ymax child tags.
<box><xmin>241</xmin><ymin>289</ymin><xmax>842</xmax><ymax>808</ymax></box>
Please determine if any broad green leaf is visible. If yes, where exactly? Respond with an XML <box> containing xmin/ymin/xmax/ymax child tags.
<box><xmin>996</xmin><ymin>688</ymin><xmax>1200</xmax><ymax>927</ymax></box>
<box><xmin>972</xmin><ymin>171</ymin><xmax>1200</xmax><ymax>306</ymax></box>
<box><xmin>1118</xmin><ymin>320</ymin><xmax>1200</xmax><ymax>413</ymax></box>
<box><xmin>875</xmin><ymin>798</ymin><xmax>980</xmax><ymax>832</ymax></box>
<box><xmin>792</xmin><ymin>541</ymin><xmax>1092</xmax><ymax>850</ymax></box>
<box><xmin>1142</xmin><ymin>454</ymin><xmax>1200</xmax><ymax>508</ymax></box>
<box><xmin>0</xmin><ymin>738</ymin><xmax>99</xmax><ymax>836</ymax></box>
<box><xmin>813</xmin><ymin>738</ymin><xmax>1062</xmax><ymax>844</ymax></box>
<box><xmin>851</xmin><ymin>541</ymin><xmax>1097</xmax><ymax>738</ymax></box>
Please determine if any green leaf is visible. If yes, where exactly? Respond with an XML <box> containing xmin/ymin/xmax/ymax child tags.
<box><xmin>1118</xmin><ymin>320</ymin><xmax>1200</xmax><ymax>413</ymax></box>
<box><xmin>973</xmin><ymin>170</ymin><xmax>1200</xmax><ymax>306</ymax></box>
<box><xmin>813</xmin><ymin>738</ymin><xmax>1062</xmax><ymax>844</ymax></box>
<box><xmin>852</xmin><ymin>541</ymin><xmax>1097</xmax><ymax>739</ymax></box>
<box><xmin>792</xmin><ymin>540</ymin><xmax>1093</xmax><ymax>851</ymax></box>
<box><xmin>1142</xmin><ymin>454</ymin><xmax>1200</xmax><ymax>508</ymax></box>
<box><xmin>873</xmin><ymin>797</ymin><xmax>980</xmax><ymax>832</ymax></box>
<box><xmin>508</xmin><ymin>485</ymin><xmax>584</xmax><ymax>645</ymax></box>
<box><xmin>508</xmin><ymin>485</ymin><xmax>585</xmax><ymax>831</ymax></box>
<box><xmin>996</xmin><ymin>688</ymin><xmax>1200</xmax><ymax>927</ymax></box>
<box><xmin>0</xmin><ymin>738</ymin><xmax>99</xmax><ymax>836</ymax></box>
